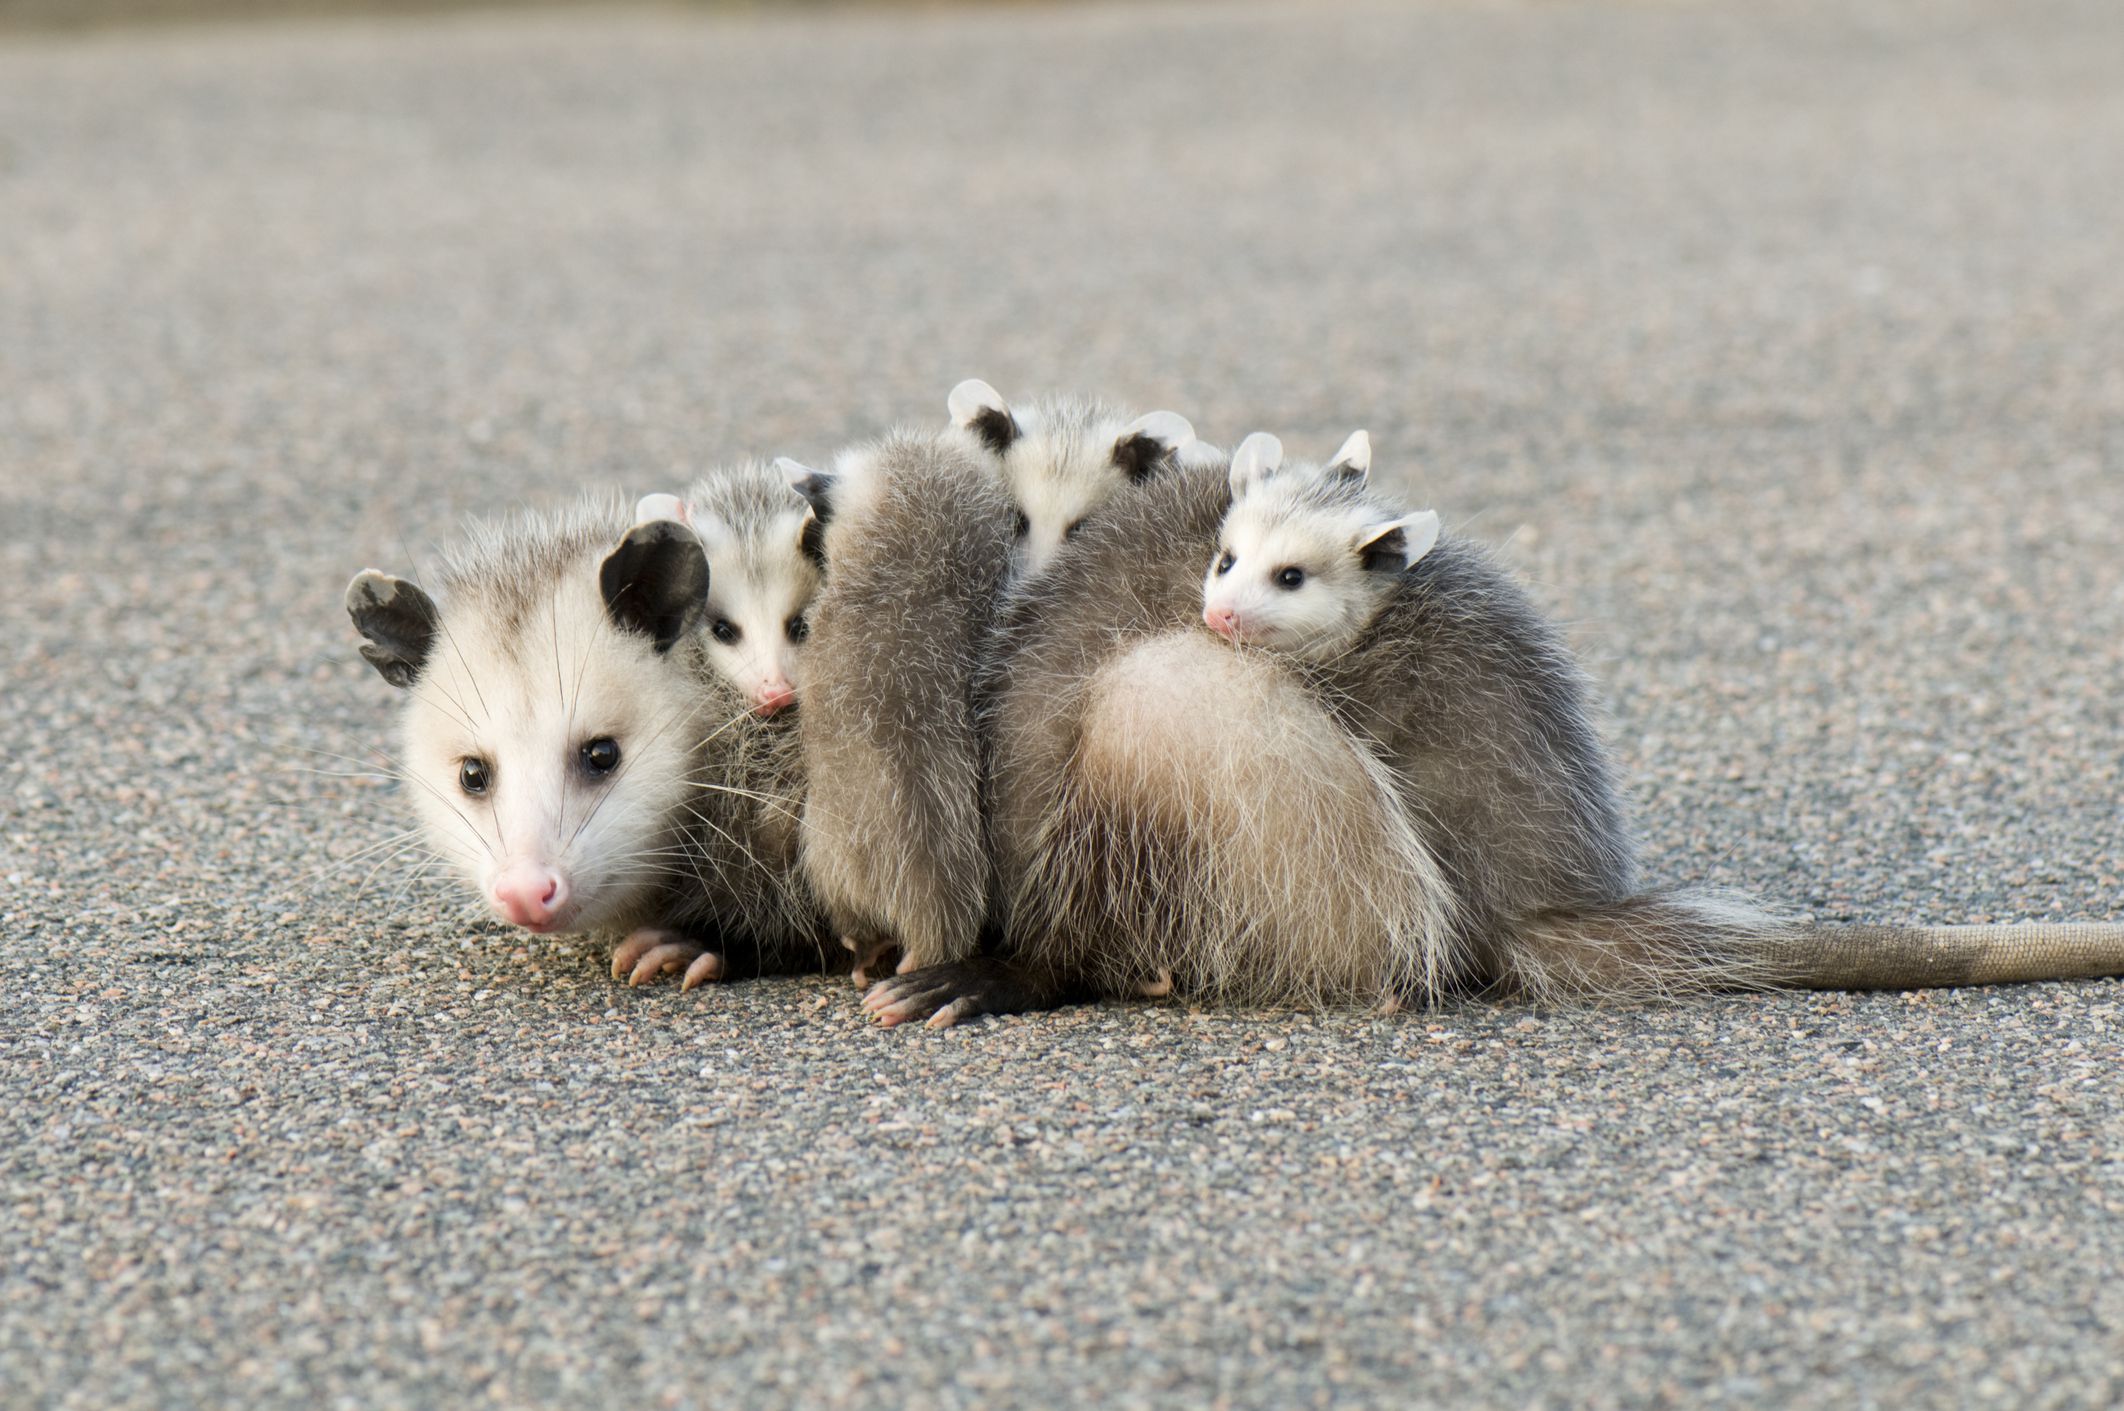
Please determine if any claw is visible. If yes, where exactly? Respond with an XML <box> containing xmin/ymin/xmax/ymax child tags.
<box><xmin>926</xmin><ymin>997</ymin><xmax>978</xmax><ymax>1029</ymax></box>
<box><xmin>611</xmin><ymin>927</ymin><xmax>678</xmax><ymax>980</ymax></box>
<box><xmin>681</xmin><ymin>951</ymin><xmax>726</xmax><ymax>991</ymax></box>
<box><xmin>628</xmin><ymin>939</ymin><xmax>704</xmax><ymax>986</ymax></box>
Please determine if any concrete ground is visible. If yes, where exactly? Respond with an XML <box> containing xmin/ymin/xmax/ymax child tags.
<box><xmin>4</xmin><ymin>1</ymin><xmax>2123</xmax><ymax>1405</ymax></box>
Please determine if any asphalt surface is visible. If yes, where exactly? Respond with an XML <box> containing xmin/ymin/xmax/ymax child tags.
<box><xmin>4</xmin><ymin>1</ymin><xmax>2123</xmax><ymax>1406</ymax></box>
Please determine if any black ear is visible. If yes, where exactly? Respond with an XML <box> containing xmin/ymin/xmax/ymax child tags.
<box><xmin>797</xmin><ymin>506</ymin><xmax>828</xmax><ymax>568</ymax></box>
<box><xmin>346</xmin><ymin>571</ymin><xmax>439</xmax><ymax>689</ymax></box>
<box><xmin>774</xmin><ymin>457</ymin><xmax>838</xmax><ymax>529</ymax></box>
<box><xmin>1109</xmin><ymin>410</ymin><xmax>1195</xmax><ymax>484</ymax></box>
<box><xmin>948</xmin><ymin>379</ymin><xmax>1019</xmax><ymax>455</ymax></box>
<box><xmin>1111</xmin><ymin>433</ymin><xmax>1171</xmax><ymax>484</ymax></box>
<box><xmin>600</xmin><ymin>521</ymin><xmax>710</xmax><ymax>653</ymax></box>
<box><xmin>967</xmin><ymin>406</ymin><xmax>1018</xmax><ymax>455</ymax></box>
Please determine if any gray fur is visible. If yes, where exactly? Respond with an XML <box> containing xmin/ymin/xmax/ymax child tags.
<box><xmin>797</xmin><ymin>431</ymin><xmax>1016</xmax><ymax>972</ymax></box>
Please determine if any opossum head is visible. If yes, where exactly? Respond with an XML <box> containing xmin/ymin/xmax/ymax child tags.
<box><xmin>947</xmin><ymin>379</ymin><xmax>1196</xmax><ymax>578</ymax></box>
<box><xmin>345</xmin><ymin>513</ymin><xmax>713</xmax><ymax>937</ymax></box>
<box><xmin>1203</xmin><ymin>430</ymin><xmax>1440</xmax><ymax>662</ymax></box>
<box><xmin>635</xmin><ymin>469</ymin><xmax>820</xmax><ymax>718</ymax></box>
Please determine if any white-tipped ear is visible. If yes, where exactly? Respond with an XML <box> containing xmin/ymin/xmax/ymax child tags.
<box><xmin>1228</xmin><ymin>432</ymin><xmax>1284</xmax><ymax>498</ymax></box>
<box><xmin>1114</xmin><ymin>410</ymin><xmax>1196</xmax><ymax>483</ymax></box>
<box><xmin>1325</xmin><ymin>430</ymin><xmax>1371</xmax><ymax>484</ymax></box>
<box><xmin>775</xmin><ymin>457</ymin><xmax>838</xmax><ymax>519</ymax></box>
<box><xmin>1121</xmin><ymin>410</ymin><xmax>1195</xmax><ymax>450</ymax></box>
<box><xmin>947</xmin><ymin>378</ymin><xmax>1009</xmax><ymax>427</ymax></box>
<box><xmin>633</xmin><ymin>492</ymin><xmax>690</xmax><ymax>527</ymax></box>
<box><xmin>948</xmin><ymin>379</ymin><xmax>1018</xmax><ymax>454</ymax></box>
<box><xmin>1357</xmin><ymin>510</ymin><xmax>1441</xmax><ymax>572</ymax></box>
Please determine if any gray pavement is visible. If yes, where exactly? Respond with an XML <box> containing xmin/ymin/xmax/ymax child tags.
<box><xmin>4</xmin><ymin>1</ymin><xmax>2124</xmax><ymax>1405</ymax></box>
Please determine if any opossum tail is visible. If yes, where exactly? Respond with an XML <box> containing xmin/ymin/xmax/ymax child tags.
<box><xmin>1500</xmin><ymin>891</ymin><xmax>2124</xmax><ymax>1001</ymax></box>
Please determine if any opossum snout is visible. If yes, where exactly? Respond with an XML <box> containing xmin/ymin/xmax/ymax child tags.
<box><xmin>1204</xmin><ymin>603</ymin><xmax>1240</xmax><ymax>639</ymax></box>
<box><xmin>751</xmin><ymin>676</ymin><xmax>797</xmax><ymax>716</ymax></box>
<box><xmin>492</xmin><ymin>862</ymin><xmax>570</xmax><ymax>932</ymax></box>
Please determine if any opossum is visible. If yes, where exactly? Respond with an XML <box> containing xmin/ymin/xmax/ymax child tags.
<box><xmin>947</xmin><ymin>379</ymin><xmax>1197</xmax><ymax>578</ymax></box>
<box><xmin>632</xmin><ymin>460</ymin><xmax>821</xmax><ymax>717</ymax></box>
<box><xmin>864</xmin><ymin>455</ymin><xmax>2124</xmax><ymax>1026</ymax></box>
<box><xmin>343</xmin><ymin>497</ymin><xmax>829</xmax><ymax>988</ymax></box>
<box><xmin>1201</xmin><ymin>429</ymin><xmax>1441</xmax><ymax>662</ymax></box>
<box><xmin>776</xmin><ymin>431</ymin><xmax>1016</xmax><ymax>982</ymax></box>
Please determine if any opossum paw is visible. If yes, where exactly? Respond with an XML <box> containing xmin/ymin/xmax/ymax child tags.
<box><xmin>681</xmin><ymin>952</ymin><xmax>726</xmax><ymax>990</ymax></box>
<box><xmin>860</xmin><ymin>957</ymin><xmax>1066</xmax><ymax>1028</ymax></box>
<box><xmin>1135</xmin><ymin>969</ymin><xmax>1175</xmax><ymax>999</ymax></box>
<box><xmin>611</xmin><ymin>928</ymin><xmax>717</xmax><ymax>988</ymax></box>
<box><xmin>842</xmin><ymin>932</ymin><xmax>902</xmax><ymax>988</ymax></box>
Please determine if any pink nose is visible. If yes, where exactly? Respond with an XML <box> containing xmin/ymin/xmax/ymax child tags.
<box><xmin>492</xmin><ymin>863</ymin><xmax>568</xmax><ymax>931</ymax></box>
<box><xmin>753</xmin><ymin>678</ymin><xmax>797</xmax><ymax>716</ymax></box>
<box><xmin>1205</xmin><ymin>605</ymin><xmax>1239</xmax><ymax>638</ymax></box>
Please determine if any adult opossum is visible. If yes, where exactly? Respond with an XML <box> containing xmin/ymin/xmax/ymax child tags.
<box><xmin>343</xmin><ymin>496</ymin><xmax>830</xmax><ymax>988</ymax></box>
<box><xmin>864</xmin><ymin>454</ymin><xmax>2124</xmax><ymax>1026</ymax></box>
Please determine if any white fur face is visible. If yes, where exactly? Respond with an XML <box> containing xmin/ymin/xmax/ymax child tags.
<box><xmin>947</xmin><ymin>381</ymin><xmax>1194</xmax><ymax>578</ymax></box>
<box><xmin>401</xmin><ymin>570</ymin><xmax>703</xmax><ymax>937</ymax></box>
<box><xmin>695</xmin><ymin>506</ymin><xmax>820</xmax><ymax>717</ymax></box>
<box><xmin>1202</xmin><ymin>434</ymin><xmax>1439</xmax><ymax>662</ymax></box>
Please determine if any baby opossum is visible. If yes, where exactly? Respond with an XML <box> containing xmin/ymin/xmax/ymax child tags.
<box><xmin>1201</xmin><ymin>430</ymin><xmax>1441</xmax><ymax>661</ymax></box>
<box><xmin>776</xmin><ymin>431</ymin><xmax>1016</xmax><ymax>982</ymax></box>
<box><xmin>864</xmin><ymin>456</ymin><xmax>2124</xmax><ymax>1026</ymax></box>
<box><xmin>947</xmin><ymin>378</ymin><xmax>1197</xmax><ymax>578</ymax></box>
<box><xmin>344</xmin><ymin>497</ymin><xmax>827</xmax><ymax>988</ymax></box>
<box><xmin>633</xmin><ymin>460</ymin><xmax>822</xmax><ymax>717</ymax></box>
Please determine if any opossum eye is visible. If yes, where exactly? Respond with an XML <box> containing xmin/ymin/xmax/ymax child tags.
<box><xmin>1063</xmin><ymin>518</ymin><xmax>1087</xmax><ymax>542</ymax></box>
<box><xmin>711</xmin><ymin>618</ymin><xmax>741</xmax><ymax>645</ymax></box>
<box><xmin>1274</xmin><ymin>566</ymin><xmax>1306</xmax><ymax>590</ymax></box>
<box><xmin>785</xmin><ymin>614</ymin><xmax>810</xmax><ymax>643</ymax></box>
<box><xmin>1214</xmin><ymin>551</ymin><xmax>1235</xmax><ymax>576</ymax></box>
<box><xmin>580</xmin><ymin>737</ymin><xmax>621</xmax><ymax>776</ymax></box>
<box><xmin>1012</xmin><ymin>511</ymin><xmax>1030</xmax><ymax>540</ymax></box>
<box><xmin>458</xmin><ymin>758</ymin><xmax>491</xmax><ymax>796</ymax></box>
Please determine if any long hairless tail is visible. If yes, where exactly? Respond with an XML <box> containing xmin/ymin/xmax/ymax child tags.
<box><xmin>1764</xmin><ymin>922</ymin><xmax>2124</xmax><ymax>990</ymax></box>
<box><xmin>1505</xmin><ymin>891</ymin><xmax>2124</xmax><ymax>1001</ymax></box>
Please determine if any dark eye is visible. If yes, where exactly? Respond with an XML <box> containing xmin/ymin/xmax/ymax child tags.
<box><xmin>785</xmin><ymin>614</ymin><xmax>809</xmax><ymax>644</ymax></box>
<box><xmin>1063</xmin><ymin>518</ymin><xmax>1087</xmax><ymax>542</ymax></box>
<box><xmin>1012</xmin><ymin>512</ymin><xmax>1030</xmax><ymax>540</ymax></box>
<box><xmin>711</xmin><ymin>618</ymin><xmax>740</xmax><ymax>645</ymax></box>
<box><xmin>1274</xmin><ymin>566</ymin><xmax>1306</xmax><ymax>590</ymax></box>
<box><xmin>581</xmin><ymin>737</ymin><xmax>621</xmax><ymax>775</ymax></box>
<box><xmin>458</xmin><ymin>758</ymin><xmax>490</xmax><ymax>796</ymax></box>
<box><xmin>1214</xmin><ymin>551</ymin><xmax>1235</xmax><ymax>576</ymax></box>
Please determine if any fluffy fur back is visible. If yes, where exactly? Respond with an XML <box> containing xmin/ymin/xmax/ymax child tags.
<box><xmin>987</xmin><ymin>461</ymin><xmax>1781</xmax><ymax>1005</ymax></box>
<box><xmin>798</xmin><ymin>431</ymin><xmax>1017</xmax><ymax>969</ymax></box>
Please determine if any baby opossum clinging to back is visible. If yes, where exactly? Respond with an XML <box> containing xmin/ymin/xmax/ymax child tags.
<box><xmin>774</xmin><ymin>430</ymin><xmax>1016</xmax><ymax>983</ymax></box>
<box><xmin>633</xmin><ymin>460</ymin><xmax>822</xmax><ymax>717</ymax></box>
<box><xmin>947</xmin><ymin>378</ymin><xmax>1202</xmax><ymax>578</ymax></box>
<box><xmin>1201</xmin><ymin>429</ymin><xmax>1441</xmax><ymax>661</ymax></box>
<box><xmin>343</xmin><ymin>498</ymin><xmax>827</xmax><ymax>988</ymax></box>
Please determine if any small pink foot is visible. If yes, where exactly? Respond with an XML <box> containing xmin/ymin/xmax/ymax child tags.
<box><xmin>610</xmin><ymin>927</ymin><xmax>719</xmax><ymax>988</ymax></box>
<box><xmin>1135</xmin><ymin>969</ymin><xmax>1174</xmax><ymax>999</ymax></box>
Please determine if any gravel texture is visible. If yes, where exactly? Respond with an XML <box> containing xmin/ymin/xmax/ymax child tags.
<box><xmin>4</xmin><ymin>1</ymin><xmax>2123</xmax><ymax>1406</ymax></box>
